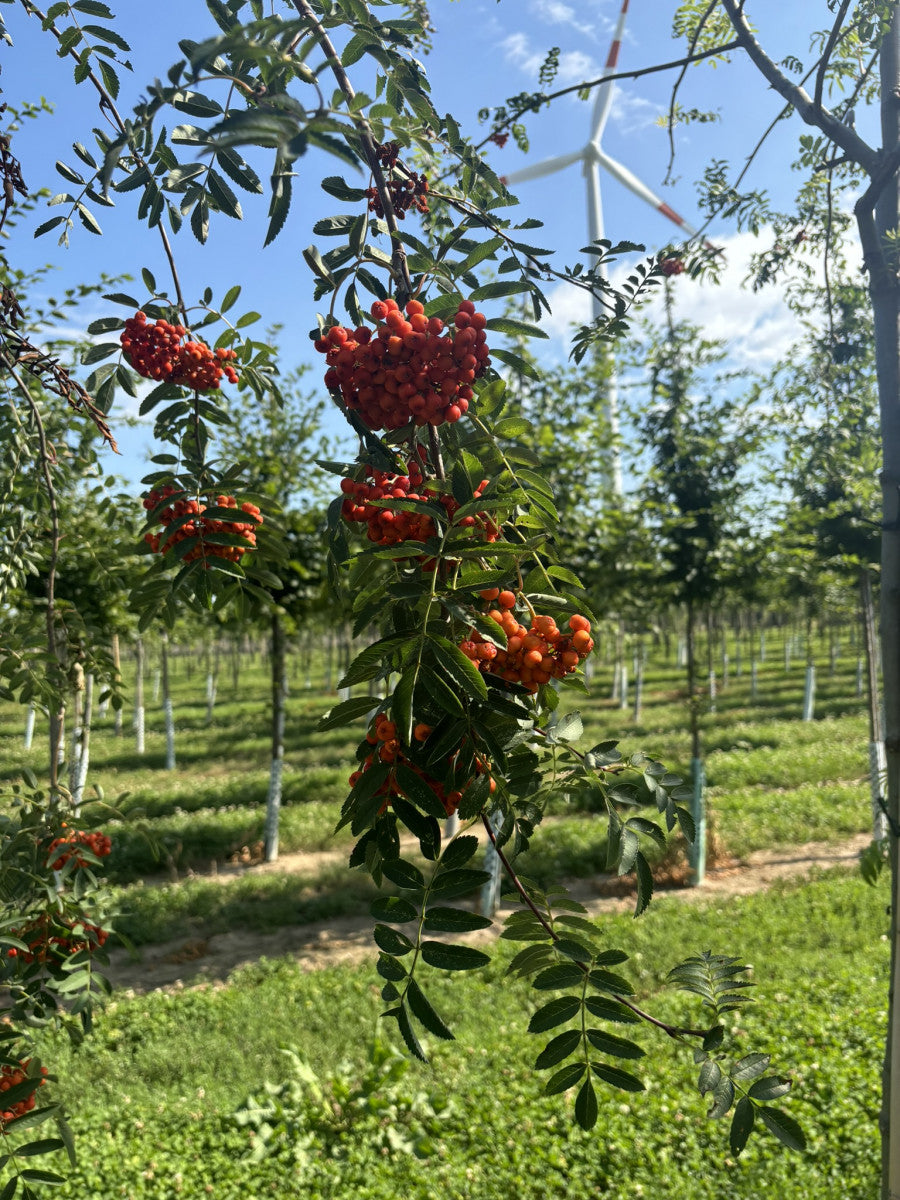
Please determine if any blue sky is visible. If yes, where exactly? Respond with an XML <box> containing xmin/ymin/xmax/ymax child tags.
<box><xmin>0</xmin><ymin>1</ymin><xmax>852</xmax><ymax>484</ymax></box>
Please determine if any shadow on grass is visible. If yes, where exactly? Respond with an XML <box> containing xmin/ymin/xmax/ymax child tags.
<box><xmin>114</xmin><ymin>863</ymin><xmax>378</xmax><ymax>946</ymax></box>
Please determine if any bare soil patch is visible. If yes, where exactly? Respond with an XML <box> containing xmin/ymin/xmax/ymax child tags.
<box><xmin>105</xmin><ymin>832</ymin><xmax>873</xmax><ymax>995</ymax></box>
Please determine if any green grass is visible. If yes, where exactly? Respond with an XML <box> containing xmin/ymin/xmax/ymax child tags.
<box><xmin>0</xmin><ymin>631</ymin><xmax>877</xmax><ymax>943</ymax></box>
<box><xmin>114</xmin><ymin>863</ymin><xmax>378</xmax><ymax>945</ymax></box>
<box><xmin>32</xmin><ymin>870</ymin><xmax>887</xmax><ymax>1199</ymax></box>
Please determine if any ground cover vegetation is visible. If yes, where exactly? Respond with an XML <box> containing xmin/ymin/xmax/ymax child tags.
<box><xmin>0</xmin><ymin>0</ymin><xmax>897</xmax><ymax>1195</ymax></box>
<box><xmin>26</xmin><ymin>872</ymin><xmax>891</xmax><ymax>1199</ymax></box>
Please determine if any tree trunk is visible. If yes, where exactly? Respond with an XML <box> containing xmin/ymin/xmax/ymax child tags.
<box><xmin>686</xmin><ymin>598</ymin><xmax>706</xmax><ymax>885</ymax></box>
<box><xmin>861</xmin><ymin>567</ymin><xmax>889</xmax><ymax>840</ymax></box>
<box><xmin>134</xmin><ymin>637</ymin><xmax>145</xmax><ymax>755</ymax></box>
<box><xmin>67</xmin><ymin>662</ymin><xmax>84</xmax><ymax>799</ymax></box>
<box><xmin>868</xmin><ymin>12</ymin><xmax>900</xmax><ymax>1193</ymax></box>
<box><xmin>632</xmin><ymin>638</ymin><xmax>644</xmax><ymax>722</ymax></box>
<box><xmin>71</xmin><ymin>671</ymin><xmax>93</xmax><ymax>817</ymax></box>
<box><xmin>112</xmin><ymin>631</ymin><xmax>123</xmax><ymax>736</ymax></box>
<box><xmin>264</xmin><ymin>611</ymin><xmax>287</xmax><ymax>862</ymax></box>
<box><xmin>161</xmin><ymin>632</ymin><xmax>175</xmax><ymax>770</ymax></box>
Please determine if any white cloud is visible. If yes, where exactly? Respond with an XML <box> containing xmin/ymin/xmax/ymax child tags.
<box><xmin>502</xmin><ymin>33</ymin><xmax>601</xmax><ymax>89</ymax></box>
<box><xmin>533</xmin><ymin>0</ymin><xmax>578</xmax><ymax>25</ymax></box>
<box><xmin>609</xmin><ymin>88</ymin><xmax>662</xmax><ymax>133</ymax></box>
<box><xmin>532</xmin><ymin>228</ymin><xmax>804</xmax><ymax>371</ymax></box>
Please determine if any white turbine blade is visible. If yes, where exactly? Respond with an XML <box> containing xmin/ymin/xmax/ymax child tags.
<box><xmin>595</xmin><ymin>147</ymin><xmax>702</xmax><ymax>239</ymax></box>
<box><xmin>590</xmin><ymin>0</ymin><xmax>630</xmax><ymax>145</ymax></box>
<box><xmin>501</xmin><ymin>147</ymin><xmax>585</xmax><ymax>187</ymax></box>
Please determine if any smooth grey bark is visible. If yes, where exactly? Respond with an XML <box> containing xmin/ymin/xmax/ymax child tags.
<box><xmin>264</xmin><ymin>611</ymin><xmax>287</xmax><ymax>863</ymax></box>
<box><xmin>862</xmin><ymin>568</ymin><xmax>889</xmax><ymax>840</ymax></box>
<box><xmin>134</xmin><ymin>637</ymin><xmax>145</xmax><ymax>755</ymax></box>
<box><xmin>71</xmin><ymin>671</ymin><xmax>93</xmax><ymax>816</ymax></box>
<box><xmin>161</xmin><ymin>632</ymin><xmax>175</xmax><ymax>771</ymax></box>
<box><xmin>685</xmin><ymin>597</ymin><xmax>706</xmax><ymax>885</ymax></box>
<box><xmin>112</xmin><ymin>632</ymin><xmax>123</xmax><ymax>736</ymax></box>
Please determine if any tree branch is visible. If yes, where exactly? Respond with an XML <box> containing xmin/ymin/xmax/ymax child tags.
<box><xmin>4</xmin><ymin>358</ymin><xmax>65</xmax><ymax>789</ymax></box>
<box><xmin>479</xmin><ymin>39</ymin><xmax>742</xmax><ymax>152</ymax></box>
<box><xmin>815</xmin><ymin>0</ymin><xmax>853</xmax><ymax>111</ymax></box>
<box><xmin>291</xmin><ymin>0</ymin><xmax>415</xmax><ymax>304</ymax></box>
<box><xmin>719</xmin><ymin>0</ymin><xmax>879</xmax><ymax>174</ymax></box>
<box><xmin>666</xmin><ymin>0</ymin><xmax>721</xmax><ymax>183</ymax></box>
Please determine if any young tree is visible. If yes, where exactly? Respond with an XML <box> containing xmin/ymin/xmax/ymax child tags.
<box><xmin>636</xmin><ymin>289</ymin><xmax>763</xmax><ymax>881</ymax></box>
<box><xmin>218</xmin><ymin>370</ymin><xmax>329</xmax><ymax>860</ymax></box>
<box><xmin>771</xmin><ymin>277</ymin><xmax>884</xmax><ymax>827</ymax></box>
<box><xmin>0</xmin><ymin>1</ymin><xmax>809</xmax><ymax>1187</ymax></box>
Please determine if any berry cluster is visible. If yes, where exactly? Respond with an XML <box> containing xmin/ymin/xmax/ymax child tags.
<box><xmin>142</xmin><ymin>486</ymin><xmax>263</xmax><ymax>564</ymax></box>
<box><xmin>459</xmin><ymin>590</ymin><xmax>594</xmax><ymax>693</ymax></box>
<box><xmin>7</xmin><ymin>915</ymin><xmax>109</xmax><ymax>964</ymax></box>
<box><xmin>374</xmin><ymin>142</ymin><xmax>400</xmax><ymax>170</ymax></box>
<box><xmin>348</xmin><ymin>715</ymin><xmax>495</xmax><ymax>818</ymax></box>
<box><xmin>660</xmin><ymin>255</ymin><xmax>685</xmax><ymax>277</ymax></box>
<box><xmin>120</xmin><ymin>312</ymin><xmax>239</xmax><ymax>391</ymax></box>
<box><xmin>315</xmin><ymin>297</ymin><xmax>490</xmax><ymax>430</ymax></box>
<box><xmin>489</xmin><ymin>132</ymin><xmax>509</xmax><ymax>149</ymax></box>
<box><xmin>46</xmin><ymin>828</ymin><xmax>112</xmax><ymax>872</ymax></box>
<box><xmin>0</xmin><ymin>1061</ymin><xmax>48</xmax><ymax>1125</ymax></box>
<box><xmin>339</xmin><ymin>457</ymin><xmax>498</xmax><ymax>548</ymax></box>
<box><xmin>365</xmin><ymin>173</ymin><xmax>429</xmax><ymax>220</ymax></box>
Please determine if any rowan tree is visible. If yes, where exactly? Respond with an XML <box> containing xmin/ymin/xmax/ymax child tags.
<box><xmin>0</xmin><ymin>0</ymin><xmax>810</xmax><ymax>1189</ymax></box>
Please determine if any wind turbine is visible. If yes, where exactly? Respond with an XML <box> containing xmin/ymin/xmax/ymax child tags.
<box><xmin>499</xmin><ymin>0</ymin><xmax>704</xmax><ymax>496</ymax></box>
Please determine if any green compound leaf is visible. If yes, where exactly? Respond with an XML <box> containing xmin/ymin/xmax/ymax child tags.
<box><xmin>585</xmin><ymin>1029</ymin><xmax>645</xmax><ymax>1060</ymax></box>
<box><xmin>420</xmin><ymin>941</ymin><xmax>490</xmax><ymax>971</ymax></box>
<box><xmin>534</xmin><ymin>1029</ymin><xmax>582</xmax><ymax>1070</ymax></box>
<box><xmin>708</xmin><ymin>1076</ymin><xmax>736</xmax><ymax>1120</ymax></box>
<box><xmin>584</xmin><ymin>996</ymin><xmax>640</xmax><ymax>1025</ymax></box>
<box><xmin>393</xmin><ymin>1003</ymin><xmax>426</xmax><ymax>1062</ymax></box>
<box><xmin>730</xmin><ymin>1096</ymin><xmax>755</xmax><ymax>1157</ymax></box>
<box><xmin>371</xmin><ymin>895</ymin><xmax>417</xmax><ymax>924</ymax></box>
<box><xmin>544</xmin><ymin>1061</ymin><xmax>586</xmax><ymax>1095</ymax></box>
<box><xmin>423</xmin><ymin>907</ymin><xmax>492</xmax><ymax>934</ymax></box>
<box><xmin>732</xmin><ymin>1052</ymin><xmax>771</xmax><ymax>1084</ymax></box>
<box><xmin>528</xmin><ymin>996</ymin><xmax>582</xmax><ymax>1034</ymax></box>
<box><xmin>373</xmin><ymin>923</ymin><xmax>414</xmax><ymax>956</ymax></box>
<box><xmin>376</xmin><ymin>953</ymin><xmax>407</xmax><ymax>982</ymax></box>
<box><xmin>590</xmin><ymin>1062</ymin><xmax>645</xmax><ymax>1094</ymax></box>
<box><xmin>574</xmin><ymin>1077</ymin><xmax>598</xmax><ymax>1130</ymax></box>
<box><xmin>748</xmin><ymin>1075</ymin><xmax>793</xmax><ymax>1102</ymax></box>
<box><xmin>406</xmin><ymin>978</ymin><xmax>454</xmax><ymax>1041</ymax></box>
<box><xmin>759</xmin><ymin>1106</ymin><xmax>806</xmax><ymax>1152</ymax></box>
<box><xmin>532</xmin><ymin>963</ymin><xmax>586</xmax><ymax>991</ymax></box>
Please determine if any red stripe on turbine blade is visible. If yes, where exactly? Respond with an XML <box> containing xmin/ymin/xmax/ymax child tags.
<box><xmin>605</xmin><ymin>0</ymin><xmax>630</xmax><ymax>68</ymax></box>
<box><xmin>658</xmin><ymin>201</ymin><xmax>691</xmax><ymax>229</ymax></box>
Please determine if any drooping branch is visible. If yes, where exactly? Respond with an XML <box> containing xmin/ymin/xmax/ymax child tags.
<box><xmin>22</xmin><ymin>1</ymin><xmax>189</xmax><ymax>322</ymax></box>
<box><xmin>5</xmin><ymin>360</ymin><xmax>65</xmax><ymax>789</ymax></box>
<box><xmin>291</xmin><ymin>0</ymin><xmax>415</xmax><ymax>305</ymax></box>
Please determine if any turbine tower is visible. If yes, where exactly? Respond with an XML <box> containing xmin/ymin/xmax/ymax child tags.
<box><xmin>500</xmin><ymin>0</ymin><xmax>703</xmax><ymax>496</ymax></box>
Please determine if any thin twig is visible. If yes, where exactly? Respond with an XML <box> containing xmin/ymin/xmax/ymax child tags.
<box><xmin>815</xmin><ymin>0</ymin><xmax>853</xmax><ymax>111</ymax></box>
<box><xmin>481</xmin><ymin>811</ymin><xmax>556</xmax><ymax>941</ymax></box>
<box><xmin>665</xmin><ymin>0</ymin><xmax>721</xmax><ymax>183</ymax></box>
<box><xmin>23</xmin><ymin>2</ymin><xmax>189</xmax><ymax>322</ymax></box>
<box><xmin>482</xmin><ymin>810</ymin><xmax>709</xmax><ymax>1040</ymax></box>
<box><xmin>476</xmin><ymin>40</ymin><xmax>742</xmax><ymax>154</ymax></box>
<box><xmin>291</xmin><ymin>0</ymin><xmax>414</xmax><ymax>303</ymax></box>
<box><xmin>6</xmin><ymin>359</ymin><xmax>65</xmax><ymax>789</ymax></box>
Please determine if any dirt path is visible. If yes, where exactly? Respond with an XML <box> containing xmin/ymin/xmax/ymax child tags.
<box><xmin>105</xmin><ymin>832</ymin><xmax>873</xmax><ymax>994</ymax></box>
